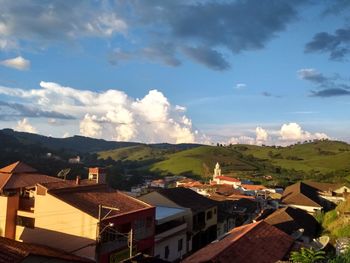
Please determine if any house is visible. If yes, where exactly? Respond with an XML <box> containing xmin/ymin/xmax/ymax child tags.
<box><xmin>13</xmin><ymin>180</ymin><xmax>155</xmax><ymax>262</ymax></box>
<box><xmin>303</xmin><ymin>181</ymin><xmax>350</xmax><ymax>204</ymax></box>
<box><xmin>264</xmin><ymin>207</ymin><xmax>319</xmax><ymax>243</ymax></box>
<box><xmin>154</xmin><ymin>206</ymin><xmax>189</xmax><ymax>262</ymax></box>
<box><xmin>0</xmin><ymin>161</ymin><xmax>61</xmax><ymax>239</ymax></box>
<box><xmin>211</xmin><ymin>163</ymin><xmax>241</xmax><ymax>188</ymax></box>
<box><xmin>139</xmin><ymin>187</ymin><xmax>217</xmax><ymax>252</ymax></box>
<box><xmin>0</xmin><ymin>236</ymin><xmax>93</xmax><ymax>263</ymax></box>
<box><xmin>281</xmin><ymin>182</ymin><xmax>324</xmax><ymax>214</ymax></box>
<box><xmin>182</xmin><ymin>221</ymin><xmax>295</xmax><ymax>263</ymax></box>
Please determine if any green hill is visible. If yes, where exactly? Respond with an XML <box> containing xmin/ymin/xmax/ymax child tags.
<box><xmin>233</xmin><ymin>140</ymin><xmax>350</xmax><ymax>174</ymax></box>
<box><xmin>149</xmin><ymin>145</ymin><xmax>258</xmax><ymax>180</ymax></box>
<box><xmin>98</xmin><ymin>145</ymin><xmax>165</xmax><ymax>161</ymax></box>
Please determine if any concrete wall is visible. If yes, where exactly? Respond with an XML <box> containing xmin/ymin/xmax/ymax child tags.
<box><xmin>0</xmin><ymin>196</ymin><xmax>7</xmax><ymax>237</ymax></box>
<box><xmin>155</xmin><ymin>231</ymin><xmax>187</xmax><ymax>262</ymax></box>
<box><xmin>16</xmin><ymin>191</ymin><xmax>98</xmax><ymax>260</ymax></box>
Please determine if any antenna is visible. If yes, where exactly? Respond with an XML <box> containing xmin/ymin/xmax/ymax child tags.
<box><xmin>57</xmin><ymin>168</ymin><xmax>71</xmax><ymax>180</ymax></box>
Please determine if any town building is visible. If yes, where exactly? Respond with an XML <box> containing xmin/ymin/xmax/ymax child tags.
<box><xmin>182</xmin><ymin>221</ymin><xmax>295</xmax><ymax>263</ymax></box>
<box><xmin>281</xmin><ymin>181</ymin><xmax>325</xmax><ymax>214</ymax></box>
<box><xmin>0</xmin><ymin>161</ymin><xmax>60</xmax><ymax>239</ymax></box>
<box><xmin>15</xmin><ymin>181</ymin><xmax>155</xmax><ymax>262</ymax></box>
<box><xmin>303</xmin><ymin>181</ymin><xmax>350</xmax><ymax>204</ymax></box>
<box><xmin>139</xmin><ymin>187</ymin><xmax>217</xmax><ymax>252</ymax></box>
<box><xmin>154</xmin><ymin>206</ymin><xmax>189</xmax><ymax>262</ymax></box>
<box><xmin>211</xmin><ymin>163</ymin><xmax>241</xmax><ymax>188</ymax></box>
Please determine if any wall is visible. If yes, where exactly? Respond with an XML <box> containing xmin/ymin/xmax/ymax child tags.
<box><xmin>16</xmin><ymin>191</ymin><xmax>98</xmax><ymax>260</ymax></box>
<box><xmin>154</xmin><ymin>230</ymin><xmax>187</xmax><ymax>262</ymax></box>
<box><xmin>287</xmin><ymin>204</ymin><xmax>321</xmax><ymax>214</ymax></box>
<box><xmin>5</xmin><ymin>194</ymin><xmax>19</xmax><ymax>239</ymax></box>
<box><xmin>0</xmin><ymin>196</ymin><xmax>8</xmax><ymax>237</ymax></box>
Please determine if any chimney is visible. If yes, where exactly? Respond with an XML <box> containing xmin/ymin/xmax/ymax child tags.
<box><xmin>75</xmin><ymin>176</ymin><xmax>81</xmax><ymax>185</ymax></box>
<box><xmin>88</xmin><ymin>167</ymin><xmax>106</xmax><ymax>184</ymax></box>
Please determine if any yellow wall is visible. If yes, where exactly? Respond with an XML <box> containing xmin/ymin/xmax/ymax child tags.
<box><xmin>16</xmin><ymin>191</ymin><xmax>98</xmax><ymax>260</ymax></box>
<box><xmin>0</xmin><ymin>196</ymin><xmax>7</xmax><ymax>237</ymax></box>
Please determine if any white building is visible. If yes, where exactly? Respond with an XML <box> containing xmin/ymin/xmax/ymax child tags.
<box><xmin>154</xmin><ymin>206</ymin><xmax>189</xmax><ymax>262</ymax></box>
<box><xmin>211</xmin><ymin>163</ymin><xmax>241</xmax><ymax>188</ymax></box>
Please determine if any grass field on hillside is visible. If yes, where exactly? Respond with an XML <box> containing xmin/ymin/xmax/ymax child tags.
<box><xmin>150</xmin><ymin>145</ymin><xmax>257</xmax><ymax>179</ymax></box>
<box><xmin>98</xmin><ymin>145</ymin><xmax>165</xmax><ymax>161</ymax></box>
<box><xmin>234</xmin><ymin>140</ymin><xmax>350</xmax><ymax>173</ymax></box>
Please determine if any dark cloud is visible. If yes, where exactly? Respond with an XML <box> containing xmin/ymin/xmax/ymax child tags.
<box><xmin>310</xmin><ymin>88</ymin><xmax>350</xmax><ymax>97</ymax></box>
<box><xmin>298</xmin><ymin>68</ymin><xmax>350</xmax><ymax>97</ymax></box>
<box><xmin>114</xmin><ymin>0</ymin><xmax>309</xmax><ymax>70</ymax></box>
<box><xmin>0</xmin><ymin>101</ymin><xmax>75</xmax><ymax>120</ymax></box>
<box><xmin>261</xmin><ymin>91</ymin><xmax>282</xmax><ymax>98</ymax></box>
<box><xmin>305</xmin><ymin>27</ymin><xmax>350</xmax><ymax>60</ymax></box>
<box><xmin>182</xmin><ymin>46</ymin><xmax>230</xmax><ymax>70</ymax></box>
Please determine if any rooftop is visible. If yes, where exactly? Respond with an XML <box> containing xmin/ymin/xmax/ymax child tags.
<box><xmin>0</xmin><ymin>161</ymin><xmax>61</xmax><ymax>192</ymax></box>
<box><xmin>182</xmin><ymin>221</ymin><xmax>294</xmax><ymax>263</ymax></box>
<box><xmin>0</xmin><ymin>236</ymin><xmax>93</xmax><ymax>263</ymax></box>
<box><xmin>156</xmin><ymin>187</ymin><xmax>217</xmax><ymax>213</ymax></box>
<box><xmin>215</xmin><ymin>176</ymin><xmax>241</xmax><ymax>183</ymax></box>
<box><xmin>264</xmin><ymin>207</ymin><xmax>319</xmax><ymax>237</ymax></box>
<box><xmin>40</xmin><ymin>183</ymin><xmax>153</xmax><ymax>219</ymax></box>
<box><xmin>282</xmin><ymin>182</ymin><xmax>323</xmax><ymax>208</ymax></box>
<box><xmin>155</xmin><ymin>206</ymin><xmax>187</xmax><ymax>224</ymax></box>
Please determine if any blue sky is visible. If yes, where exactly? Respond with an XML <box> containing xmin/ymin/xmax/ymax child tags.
<box><xmin>0</xmin><ymin>0</ymin><xmax>350</xmax><ymax>145</ymax></box>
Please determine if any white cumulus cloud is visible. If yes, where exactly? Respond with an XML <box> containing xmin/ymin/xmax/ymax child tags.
<box><xmin>0</xmin><ymin>56</ymin><xmax>30</xmax><ymax>70</ymax></box>
<box><xmin>15</xmin><ymin>118</ymin><xmax>37</xmax><ymax>133</ymax></box>
<box><xmin>0</xmin><ymin>81</ymin><xmax>200</xmax><ymax>143</ymax></box>
<box><xmin>279</xmin><ymin>122</ymin><xmax>328</xmax><ymax>142</ymax></box>
<box><xmin>255</xmin><ymin>126</ymin><xmax>268</xmax><ymax>145</ymax></box>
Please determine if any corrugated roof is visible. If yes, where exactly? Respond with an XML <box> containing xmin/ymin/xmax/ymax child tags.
<box><xmin>182</xmin><ymin>221</ymin><xmax>294</xmax><ymax>263</ymax></box>
<box><xmin>0</xmin><ymin>236</ymin><xmax>93</xmax><ymax>263</ymax></box>
<box><xmin>49</xmin><ymin>184</ymin><xmax>153</xmax><ymax>219</ymax></box>
<box><xmin>156</xmin><ymin>188</ymin><xmax>217</xmax><ymax>213</ymax></box>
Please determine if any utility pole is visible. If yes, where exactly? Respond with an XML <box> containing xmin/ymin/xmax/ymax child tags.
<box><xmin>128</xmin><ymin>228</ymin><xmax>133</xmax><ymax>258</ymax></box>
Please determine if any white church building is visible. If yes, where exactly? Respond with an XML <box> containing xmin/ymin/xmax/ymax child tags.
<box><xmin>211</xmin><ymin>162</ymin><xmax>241</xmax><ymax>188</ymax></box>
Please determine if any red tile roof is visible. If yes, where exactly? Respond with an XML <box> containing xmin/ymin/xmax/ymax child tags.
<box><xmin>0</xmin><ymin>162</ymin><xmax>60</xmax><ymax>191</ymax></box>
<box><xmin>0</xmin><ymin>161</ymin><xmax>37</xmax><ymax>174</ymax></box>
<box><xmin>215</xmin><ymin>176</ymin><xmax>240</xmax><ymax>183</ymax></box>
<box><xmin>43</xmin><ymin>183</ymin><xmax>153</xmax><ymax>219</ymax></box>
<box><xmin>0</xmin><ymin>236</ymin><xmax>93</xmax><ymax>263</ymax></box>
<box><xmin>182</xmin><ymin>221</ymin><xmax>294</xmax><ymax>263</ymax></box>
<box><xmin>241</xmin><ymin>184</ymin><xmax>266</xmax><ymax>191</ymax></box>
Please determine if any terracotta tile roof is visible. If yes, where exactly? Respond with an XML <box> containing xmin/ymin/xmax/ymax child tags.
<box><xmin>0</xmin><ymin>236</ymin><xmax>93</xmax><ymax>263</ymax></box>
<box><xmin>0</xmin><ymin>162</ymin><xmax>61</xmax><ymax>191</ymax></box>
<box><xmin>182</xmin><ymin>221</ymin><xmax>294</xmax><ymax>263</ymax></box>
<box><xmin>0</xmin><ymin>161</ymin><xmax>37</xmax><ymax>174</ymax></box>
<box><xmin>156</xmin><ymin>188</ymin><xmax>217</xmax><ymax>213</ymax></box>
<box><xmin>264</xmin><ymin>207</ymin><xmax>319</xmax><ymax>237</ymax></box>
<box><xmin>47</xmin><ymin>184</ymin><xmax>153</xmax><ymax>219</ymax></box>
<box><xmin>241</xmin><ymin>184</ymin><xmax>267</xmax><ymax>191</ymax></box>
<box><xmin>282</xmin><ymin>182</ymin><xmax>322</xmax><ymax>208</ymax></box>
<box><xmin>215</xmin><ymin>176</ymin><xmax>240</xmax><ymax>183</ymax></box>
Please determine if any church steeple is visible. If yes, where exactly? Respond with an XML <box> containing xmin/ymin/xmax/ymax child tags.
<box><xmin>213</xmin><ymin>162</ymin><xmax>221</xmax><ymax>179</ymax></box>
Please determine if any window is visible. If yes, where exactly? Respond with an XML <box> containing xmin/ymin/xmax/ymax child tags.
<box><xmin>16</xmin><ymin>216</ymin><xmax>35</xmax><ymax>228</ymax></box>
<box><xmin>206</xmin><ymin>211</ymin><xmax>213</xmax><ymax>220</ymax></box>
<box><xmin>214</xmin><ymin>208</ymin><xmax>217</xmax><ymax>215</ymax></box>
<box><xmin>178</xmin><ymin>238</ymin><xmax>183</xmax><ymax>252</ymax></box>
<box><xmin>164</xmin><ymin>246</ymin><xmax>169</xmax><ymax>259</ymax></box>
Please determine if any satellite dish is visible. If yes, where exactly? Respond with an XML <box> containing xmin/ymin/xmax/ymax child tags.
<box><xmin>57</xmin><ymin>168</ymin><xmax>71</xmax><ymax>180</ymax></box>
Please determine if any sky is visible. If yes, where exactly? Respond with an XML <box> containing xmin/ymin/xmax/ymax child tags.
<box><xmin>0</xmin><ymin>0</ymin><xmax>350</xmax><ymax>145</ymax></box>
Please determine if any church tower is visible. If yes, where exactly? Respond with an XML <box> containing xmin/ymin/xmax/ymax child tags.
<box><xmin>213</xmin><ymin>162</ymin><xmax>221</xmax><ymax>180</ymax></box>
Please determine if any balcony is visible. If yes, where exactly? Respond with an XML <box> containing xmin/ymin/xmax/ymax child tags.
<box><xmin>18</xmin><ymin>197</ymin><xmax>34</xmax><ymax>212</ymax></box>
